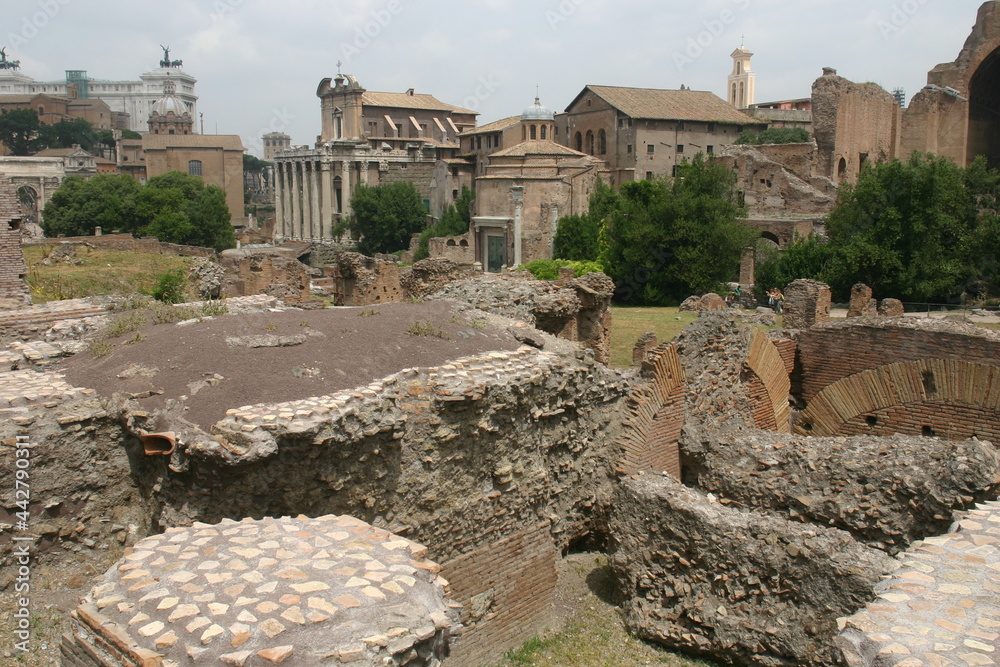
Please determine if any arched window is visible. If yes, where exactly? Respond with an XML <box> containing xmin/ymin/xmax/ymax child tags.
<box><xmin>575</xmin><ymin>132</ymin><xmax>583</xmax><ymax>152</ymax></box>
<box><xmin>188</xmin><ymin>160</ymin><xmax>202</xmax><ymax>176</ymax></box>
<box><xmin>586</xmin><ymin>130</ymin><xmax>594</xmax><ymax>155</ymax></box>
<box><xmin>540</xmin><ymin>125</ymin><xmax>547</xmax><ymax>140</ymax></box>
<box><xmin>731</xmin><ymin>83</ymin><xmax>737</xmax><ymax>105</ymax></box>
<box><xmin>738</xmin><ymin>82</ymin><xmax>745</xmax><ymax>107</ymax></box>
<box><xmin>837</xmin><ymin>157</ymin><xmax>848</xmax><ymax>181</ymax></box>
<box><xmin>530</xmin><ymin>124</ymin><xmax>537</xmax><ymax>140</ymax></box>
<box><xmin>598</xmin><ymin>129</ymin><xmax>607</xmax><ymax>155</ymax></box>
<box><xmin>737</xmin><ymin>62</ymin><xmax>743</xmax><ymax>75</ymax></box>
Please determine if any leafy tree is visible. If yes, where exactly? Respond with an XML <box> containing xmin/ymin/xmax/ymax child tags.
<box><xmin>347</xmin><ymin>181</ymin><xmax>428</xmax><ymax>256</ymax></box>
<box><xmin>42</xmin><ymin>171</ymin><xmax>235</xmax><ymax>251</ymax></box>
<box><xmin>601</xmin><ymin>155</ymin><xmax>756</xmax><ymax>305</ymax></box>
<box><xmin>0</xmin><ymin>108</ymin><xmax>40</xmax><ymax>155</ymax></box>
<box><xmin>553</xmin><ymin>181</ymin><xmax>620</xmax><ymax>262</ymax></box>
<box><xmin>753</xmin><ymin>234</ymin><xmax>832</xmax><ymax>299</ymax></box>
<box><xmin>823</xmin><ymin>153</ymin><xmax>988</xmax><ymax>301</ymax></box>
<box><xmin>121</xmin><ymin>129</ymin><xmax>142</xmax><ymax>140</ymax></box>
<box><xmin>413</xmin><ymin>186</ymin><xmax>474</xmax><ymax>261</ymax></box>
<box><xmin>243</xmin><ymin>153</ymin><xmax>272</xmax><ymax>193</ymax></box>
<box><xmin>736</xmin><ymin>127</ymin><xmax>811</xmax><ymax>145</ymax></box>
<box><xmin>37</xmin><ymin>118</ymin><xmax>97</xmax><ymax>151</ymax></box>
<box><xmin>41</xmin><ymin>174</ymin><xmax>141</xmax><ymax>237</ymax></box>
<box><xmin>137</xmin><ymin>172</ymin><xmax>235</xmax><ymax>251</ymax></box>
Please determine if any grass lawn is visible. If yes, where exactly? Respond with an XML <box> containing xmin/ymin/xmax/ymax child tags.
<box><xmin>23</xmin><ymin>245</ymin><xmax>195</xmax><ymax>303</ymax></box>
<box><xmin>609</xmin><ymin>306</ymin><xmax>700</xmax><ymax>367</ymax></box>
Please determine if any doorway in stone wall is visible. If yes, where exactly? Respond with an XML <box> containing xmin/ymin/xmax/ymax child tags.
<box><xmin>486</xmin><ymin>234</ymin><xmax>505</xmax><ymax>272</ymax></box>
<box><xmin>17</xmin><ymin>186</ymin><xmax>37</xmax><ymax>226</ymax></box>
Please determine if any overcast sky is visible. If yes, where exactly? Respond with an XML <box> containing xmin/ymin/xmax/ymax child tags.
<box><xmin>3</xmin><ymin>0</ymin><xmax>989</xmax><ymax>156</ymax></box>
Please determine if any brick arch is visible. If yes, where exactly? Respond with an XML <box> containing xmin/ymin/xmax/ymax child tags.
<box><xmin>795</xmin><ymin>359</ymin><xmax>1000</xmax><ymax>439</ymax></box>
<box><xmin>617</xmin><ymin>343</ymin><xmax>686</xmax><ymax>479</ymax></box>
<box><xmin>744</xmin><ymin>331</ymin><xmax>791</xmax><ymax>433</ymax></box>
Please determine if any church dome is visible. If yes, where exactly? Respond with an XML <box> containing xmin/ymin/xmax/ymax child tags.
<box><xmin>522</xmin><ymin>97</ymin><xmax>554</xmax><ymax>121</ymax></box>
<box><xmin>152</xmin><ymin>78</ymin><xmax>185</xmax><ymax>116</ymax></box>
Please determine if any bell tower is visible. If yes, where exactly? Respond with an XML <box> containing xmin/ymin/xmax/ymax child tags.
<box><xmin>729</xmin><ymin>43</ymin><xmax>756</xmax><ymax>109</ymax></box>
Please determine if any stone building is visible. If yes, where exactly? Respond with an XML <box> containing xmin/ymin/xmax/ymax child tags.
<box><xmin>469</xmin><ymin>98</ymin><xmax>609</xmax><ymax>271</ymax></box>
<box><xmin>0</xmin><ymin>156</ymin><xmax>67</xmax><ymax>227</ymax></box>
<box><xmin>112</xmin><ymin>82</ymin><xmax>247</xmax><ymax>227</ymax></box>
<box><xmin>901</xmin><ymin>0</ymin><xmax>1000</xmax><ymax>169</ymax></box>
<box><xmin>744</xmin><ymin>98</ymin><xmax>814</xmax><ymax>134</ymax></box>
<box><xmin>728</xmin><ymin>44</ymin><xmax>756</xmax><ymax>109</ymax></box>
<box><xmin>262</xmin><ymin>131</ymin><xmax>290</xmax><ymax>161</ymax></box>
<box><xmin>273</xmin><ymin>73</ymin><xmax>476</xmax><ymax>242</ymax></box>
<box><xmin>812</xmin><ymin>67</ymin><xmax>902</xmax><ymax>184</ymax></box>
<box><xmin>0</xmin><ymin>93</ymin><xmax>116</xmax><ymax>130</ymax></box>
<box><xmin>0</xmin><ymin>49</ymin><xmax>197</xmax><ymax>135</ymax></box>
<box><xmin>557</xmin><ymin>85</ymin><xmax>764</xmax><ymax>185</ymax></box>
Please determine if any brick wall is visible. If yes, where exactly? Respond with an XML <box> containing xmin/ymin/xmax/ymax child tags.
<box><xmin>796</xmin><ymin>322</ymin><xmax>1000</xmax><ymax>437</ymax></box>
<box><xmin>617</xmin><ymin>343</ymin><xmax>685</xmax><ymax>478</ymax></box>
<box><xmin>745</xmin><ymin>330</ymin><xmax>791</xmax><ymax>433</ymax></box>
<box><xmin>442</xmin><ymin>522</ymin><xmax>558</xmax><ymax>666</ymax></box>
<box><xmin>0</xmin><ymin>174</ymin><xmax>30</xmax><ymax>304</ymax></box>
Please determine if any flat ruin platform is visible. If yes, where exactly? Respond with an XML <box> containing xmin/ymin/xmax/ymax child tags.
<box><xmin>55</xmin><ymin>300</ymin><xmax>523</xmax><ymax>429</ymax></box>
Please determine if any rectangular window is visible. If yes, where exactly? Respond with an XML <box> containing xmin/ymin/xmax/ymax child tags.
<box><xmin>647</xmin><ymin>144</ymin><xmax>655</xmax><ymax>154</ymax></box>
<box><xmin>646</xmin><ymin>171</ymin><xmax>654</xmax><ymax>180</ymax></box>
<box><xmin>188</xmin><ymin>160</ymin><xmax>202</xmax><ymax>176</ymax></box>
<box><xmin>677</xmin><ymin>144</ymin><xmax>684</xmax><ymax>154</ymax></box>
<box><xmin>627</xmin><ymin>145</ymin><xmax>632</xmax><ymax>154</ymax></box>
<box><xmin>677</xmin><ymin>121</ymin><xmax>686</xmax><ymax>131</ymax></box>
<box><xmin>707</xmin><ymin>123</ymin><xmax>716</xmax><ymax>133</ymax></box>
<box><xmin>707</xmin><ymin>145</ymin><xmax>714</xmax><ymax>154</ymax></box>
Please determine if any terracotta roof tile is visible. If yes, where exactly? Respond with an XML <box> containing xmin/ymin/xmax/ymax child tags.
<box><xmin>361</xmin><ymin>92</ymin><xmax>478</xmax><ymax>116</ymax></box>
<box><xmin>574</xmin><ymin>86</ymin><xmax>759</xmax><ymax>124</ymax></box>
<box><xmin>460</xmin><ymin>116</ymin><xmax>520</xmax><ymax>136</ymax></box>
<box><xmin>489</xmin><ymin>140</ymin><xmax>594</xmax><ymax>158</ymax></box>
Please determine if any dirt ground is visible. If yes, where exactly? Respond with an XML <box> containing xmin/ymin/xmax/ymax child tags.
<box><xmin>57</xmin><ymin>300</ymin><xmax>524</xmax><ymax>431</ymax></box>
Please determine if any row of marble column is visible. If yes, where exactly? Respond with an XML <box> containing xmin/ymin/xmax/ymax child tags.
<box><xmin>275</xmin><ymin>159</ymin><xmax>361</xmax><ymax>241</ymax></box>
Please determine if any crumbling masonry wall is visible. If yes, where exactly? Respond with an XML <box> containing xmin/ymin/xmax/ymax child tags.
<box><xmin>795</xmin><ymin>319</ymin><xmax>1000</xmax><ymax>438</ymax></box>
<box><xmin>0</xmin><ymin>175</ymin><xmax>30</xmax><ymax>306</ymax></box>
<box><xmin>121</xmin><ymin>346</ymin><xmax>631</xmax><ymax>663</ymax></box>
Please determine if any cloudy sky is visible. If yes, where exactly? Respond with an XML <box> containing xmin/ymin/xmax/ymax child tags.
<box><xmin>3</xmin><ymin>0</ymin><xmax>988</xmax><ymax>155</ymax></box>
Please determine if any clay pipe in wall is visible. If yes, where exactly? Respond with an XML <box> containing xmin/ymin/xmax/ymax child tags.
<box><xmin>139</xmin><ymin>431</ymin><xmax>177</xmax><ymax>456</ymax></box>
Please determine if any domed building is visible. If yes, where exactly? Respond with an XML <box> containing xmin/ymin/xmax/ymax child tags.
<box><xmin>147</xmin><ymin>77</ymin><xmax>193</xmax><ymax>135</ymax></box>
<box><xmin>519</xmin><ymin>97</ymin><xmax>555</xmax><ymax>141</ymax></box>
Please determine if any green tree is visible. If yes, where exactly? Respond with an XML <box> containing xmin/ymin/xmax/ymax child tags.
<box><xmin>413</xmin><ymin>186</ymin><xmax>474</xmax><ymax>261</ymax></box>
<box><xmin>753</xmin><ymin>234</ymin><xmax>832</xmax><ymax>299</ymax></box>
<box><xmin>137</xmin><ymin>172</ymin><xmax>235</xmax><ymax>251</ymax></box>
<box><xmin>243</xmin><ymin>153</ymin><xmax>272</xmax><ymax>193</ymax></box>
<box><xmin>553</xmin><ymin>181</ymin><xmax>620</xmax><ymax>262</ymax></box>
<box><xmin>823</xmin><ymin>153</ymin><xmax>988</xmax><ymax>301</ymax></box>
<box><xmin>601</xmin><ymin>155</ymin><xmax>756</xmax><ymax>305</ymax></box>
<box><xmin>347</xmin><ymin>181</ymin><xmax>427</xmax><ymax>256</ymax></box>
<box><xmin>42</xmin><ymin>171</ymin><xmax>235</xmax><ymax>251</ymax></box>
<box><xmin>0</xmin><ymin>108</ymin><xmax>40</xmax><ymax>155</ymax></box>
<box><xmin>41</xmin><ymin>174</ymin><xmax>141</xmax><ymax>237</ymax></box>
<box><xmin>37</xmin><ymin>118</ymin><xmax>97</xmax><ymax>151</ymax></box>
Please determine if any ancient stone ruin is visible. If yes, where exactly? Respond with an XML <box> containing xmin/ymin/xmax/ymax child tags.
<box><xmin>0</xmin><ymin>174</ymin><xmax>31</xmax><ymax>308</ymax></box>
<box><xmin>1</xmin><ymin>273</ymin><xmax>999</xmax><ymax>666</ymax></box>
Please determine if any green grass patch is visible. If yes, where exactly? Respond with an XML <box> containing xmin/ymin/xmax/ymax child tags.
<box><xmin>609</xmin><ymin>307</ymin><xmax>700</xmax><ymax>367</ymax></box>
<box><xmin>24</xmin><ymin>246</ymin><xmax>195</xmax><ymax>303</ymax></box>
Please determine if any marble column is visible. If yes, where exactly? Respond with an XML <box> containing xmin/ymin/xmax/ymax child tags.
<box><xmin>321</xmin><ymin>162</ymin><xmax>333</xmax><ymax>238</ymax></box>
<box><xmin>281</xmin><ymin>163</ymin><xmax>293</xmax><ymax>238</ymax></box>
<box><xmin>274</xmin><ymin>163</ymin><xmax>285</xmax><ymax>239</ymax></box>
<box><xmin>511</xmin><ymin>185</ymin><xmax>525</xmax><ymax>267</ymax></box>
<box><xmin>342</xmin><ymin>160</ymin><xmax>353</xmax><ymax>217</ymax></box>
<box><xmin>291</xmin><ymin>161</ymin><xmax>302</xmax><ymax>239</ymax></box>
<box><xmin>310</xmin><ymin>161</ymin><xmax>322</xmax><ymax>241</ymax></box>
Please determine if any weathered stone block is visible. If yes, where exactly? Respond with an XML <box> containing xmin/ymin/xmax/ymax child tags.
<box><xmin>783</xmin><ymin>279</ymin><xmax>831</xmax><ymax>329</ymax></box>
<box><xmin>847</xmin><ymin>283</ymin><xmax>876</xmax><ymax>318</ymax></box>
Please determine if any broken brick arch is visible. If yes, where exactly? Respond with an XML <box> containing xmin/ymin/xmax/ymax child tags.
<box><xmin>795</xmin><ymin>359</ymin><xmax>1000</xmax><ymax>441</ymax></box>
